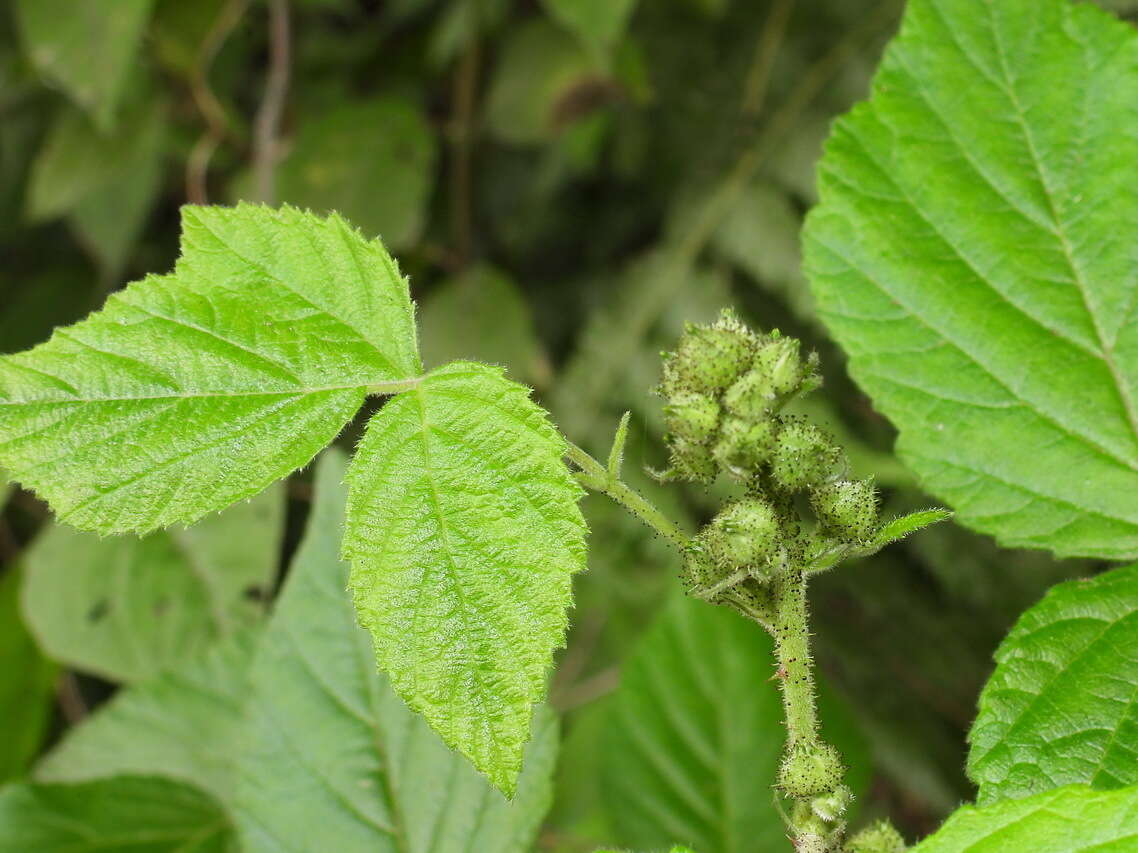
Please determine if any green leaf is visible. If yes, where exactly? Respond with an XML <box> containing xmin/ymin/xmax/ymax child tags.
<box><xmin>0</xmin><ymin>775</ymin><xmax>237</xmax><ymax>852</ymax></box>
<box><xmin>968</xmin><ymin>563</ymin><xmax>1138</xmax><ymax>804</ymax></box>
<box><xmin>419</xmin><ymin>264</ymin><xmax>550</xmax><ymax>386</ymax></box>
<box><xmin>236</xmin><ymin>450</ymin><xmax>560</xmax><ymax>851</ymax></box>
<box><xmin>36</xmin><ymin>627</ymin><xmax>257</xmax><ymax>803</ymax></box>
<box><xmin>0</xmin><ymin>566</ymin><xmax>56</xmax><ymax>783</ymax></box>
<box><xmin>0</xmin><ymin>203</ymin><xmax>420</xmax><ymax>534</ymax></box>
<box><xmin>270</xmin><ymin>99</ymin><xmax>437</xmax><ymax>249</ymax></box>
<box><xmin>911</xmin><ymin>784</ymin><xmax>1138</xmax><ymax>852</ymax></box>
<box><xmin>26</xmin><ymin>99</ymin><xmax>165</xmax><ymax>223</ymax></box>
<box><xmin>863</xmin><ymin>509</ymin><xmax>954</xmax><ymax>554</ymax></box>
<box><xmin>601</xmin><ymin>595</ymin><xmax>869</xmax><ymax>853</ymax></box>
<box><xmin>486</xmin><ymin>19</ymin><xmax>607</xmax><ymax>145</ymax></box>
<box><xmin>345</xmin><ymin>361</ymin><xmax>586</xmax><ymax>794</ymax></box>
<box><xmin>22</xmin><ymin>485</ymin><xmax>282</xmax><ymax>682</ymax></box>
<box><xmin>802</xmin><ymin>0</ymin><xmax>1138</xmax><ymax>560</ymax></box>
<box><xmin>541</xmin><ymin>0</ymin><xmax>638</xmax><ymax>51</ymax></box>
<box><xmin>14</xmin><ymin>0</ymin><xmax>155</xmax><ymax>130</ymax></box>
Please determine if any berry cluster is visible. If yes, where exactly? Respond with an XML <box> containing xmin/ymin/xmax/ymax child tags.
<box><xmin>657</xmin><ymin>311</ymin><xmax>880</xmax><ymax>607</ymax></box>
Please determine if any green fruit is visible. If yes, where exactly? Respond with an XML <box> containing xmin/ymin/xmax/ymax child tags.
<box><xmin>777</xmin><ymin>741</ymin><xmax>844</xmax><ymax>799</ymax></box>
<box><xmin>844</xmin><ymin>820</ymin><xmax>907</xmax><ymax>853</ymax></box>
<box><xmin>668</xmin><ymin>320</ymin><xmax>754</xmax><ymax>395</ymax></box>
<box><xmin>703</xmin><ymin>498</ymin><xmax>780</xmax><ymax>568</ymax></box>
<box><xmin>811</xmin><ymin>479</ymin><xmax>878</xmax><ymax>541</ymax></box>
<box><xmin>769</xmin><ymin>420</ymin><xmax>843</xmax><ymax>492</ymax></box>
<box><xmin>711</xmin><ymin>416</ymin><xmax>777</xmax><ymax>474</ymax></box>
<box><xmin>664</xmin><ymin>391</ymin><xmax>720</xmax><ymax>443</ymax></box>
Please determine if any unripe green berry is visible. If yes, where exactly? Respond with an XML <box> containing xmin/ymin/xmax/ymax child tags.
<box><xmin>811</xmin><ymin>479</ymin><xmax>878</xmax><ymax>542</ymax></box>
<box><xmin>753</xmin><ymin>335</ymin><xmax>804</xmax><ymax>396</ymax></box>
<box><xmin>770</xmin><ymin>420</ymin><xmax>843</xmax><ymax>493</ymax></box>
<box><xmin>723</xmin><ymin>369</ymin><xmax>777</xmax><ymax>419</ymax></box>
<box><xmin>712</xmin><ymin>416</ymin><xmax>776</xmax><ymax>474</ymax></box>
<box><xmin>777</xmin><ymin>742</ymin><xmax>844</xmax><ymax>799</ymax></box>
<box><xmin>669</xmin><ymin>322</ymin><xmax>753</xmax><ymax>396</ymax></box>
<box><xmin>669</xmin><ymin>437</ymin><xmax>717</xmax><ymax>483</ymax></box>
<box><xmin>844</xmin><ymin>820</ymin><xmax>907</xmax><ymax>853</ymax></box>
<box><xmin>664</xmin><ymin>391</ymin><xmax>720</xmax><ymax>444</ymax></box>
<box><xmin>703</xmin><ymin>498</ymin><xmax>780</xmax><ymax>568</ymax></box>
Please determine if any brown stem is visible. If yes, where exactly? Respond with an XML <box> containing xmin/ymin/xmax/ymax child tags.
<box><xmin>253</xmin><ymin>0</ymin><xmax>291</xmax><ymax>205</ymax></box>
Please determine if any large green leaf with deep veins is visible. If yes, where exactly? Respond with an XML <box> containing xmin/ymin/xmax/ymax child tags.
<box><xmin>344</xmin><ymin>362</ymin><xmax>586</xmax><ymax>794</ymax></box>
<box><xmin>912</xmin><ymin>784</ymin><xmax>1138</xmax><ymax>852</ymax></box>
<box><xmin>803</xmin><ymin>0</ymin><xmax>1138</xmax><ymax>559</ymax></box>
<box><xmin>36</xmin><ymin>628</ymin><xmax>257</xmax><ymax>804</ymax></box>
<box><xmin>601</xmin><ymin>595</ymin><xmax>869</xmax><ymax>853</ymax></box>
<box><xmin>0</xmin><ymin>204</ymin><xmax>419</xmax><ymax>534</ymax></box>
<box><xmin>0</xmin><ymin>775</ymin><xmax>237</xmax><ymax>851</ymax></box>
<box><xmin>237</xmin><ymin>451</ymin><xmax>559</xmax><ymax>851</ymax></box>
<box><xmin>968</xmin><ymin>563</ymin><xmax>1138</xmax><ymax>804</ymax></box>
<box><xmin>22</xmin><ymin>486</ymin><xmax>282</xmax><ymax>682</ymax></box>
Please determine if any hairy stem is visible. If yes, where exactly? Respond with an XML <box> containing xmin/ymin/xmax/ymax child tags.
<box><xmin>563</xmin><ymin>441</ymin><xmax>691</xmax><ymax>552</ymax></box>
<box><xmin>773</xmin><ymin>562</ymin><xmax>819</xmax><ymax>748</ymax></box>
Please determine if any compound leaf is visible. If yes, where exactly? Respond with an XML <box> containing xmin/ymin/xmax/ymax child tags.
<box><xmin>968</xmin><ymin>562</ymin><xmax>1138</xmax><ymax>804</ymax></box>
<box><xmin>344</xmin><ymin>361</ymin><xmax>586</xmax><ymax>795</ymax></box>
<box><xmin>0</xmin><ymin>775</ymin><xmax>237</xmax><ymax>852</ymax></box>
<box><xmin>14</xmin><ymin>0</ymin><xmax>154</xmax><ymax>130</ymax></box>
<box><xmin>601</xmin><ymin>595</ymin><xmax>869</xmax><ymax>853</ymax></box>
<box><xmin>236</xmin><ymin>450</ymin><xmax>559</xmax><ymax>852</ymax></box>
<box><xmin>0</xmin><ymin>204</ymin><xmax>420</xmax><ymax>534</ymax></box>
<box><xmin>22</xmin><ymin>485</ymin><xmax>282</xmax><ymax>682</ymax></box>
<box><xmin>803</xmin><ymin>0</ymin><xmax>1138</xmax><ymax>559</ymax></box>
<box><xmin>911</xmin><ymin>784</ymin><xmax>1138</xmax><ymax>852</ymax></box>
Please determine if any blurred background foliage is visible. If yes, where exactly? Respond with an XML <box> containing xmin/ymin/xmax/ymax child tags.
<box><xmin>1</xmin><ymin>0</ymin><xmax>1130</xmax><ymax>850</ymax></box>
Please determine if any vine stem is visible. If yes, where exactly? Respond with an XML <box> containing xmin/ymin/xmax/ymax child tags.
<box><xmin>773</xmin><ymin>559</ymin><xmax>820</xmax><ymax>749</ymax></box>
<box><xmin>563</xmin><ymin>441</ymin><xmax>691</xmax><ymax>552</ymax></box>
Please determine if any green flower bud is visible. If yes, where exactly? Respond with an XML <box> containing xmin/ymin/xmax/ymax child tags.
<box><xmin>753</xmin><ymin>335</ymin><xmax>804</xmax><ymax>396</ymax></box>
<box><xmin>770</xmin><ymin>420</ymin><xmax>843</xmax><ymax>493</ymax></box>
<box><xmin>703</xmin><ymin>498</ymin><xmax>780</xmax><ymax>569</ymax></box>
<box><xmin>668</xmin><ymin>437</ymin><xmax>718</xmax><ymax>483</ymax></box>
<box><xmin>723</xmin><ymin>369</ymin><xmax>777</xmax><ymax>420</ymax></box>
<box><xmin>679</xmin><ymin>547</ymin><xmax>718</xmax><ymax>593</ymax></box>
<box><xmin>811</xmin><ymin>479</ymin><xmax>878</xmax><ymax>542</ymax></box>
<box><xmin>777</xmin><ymin>742</ymin><xmax>844</xmax><ymax>799</ymax></box>
<box><xmin>811</xmin><ymin>784</ymin><xmax>852</xmax><ymax>823</ymax></box>
<box><xmin>666</xmin><ymin>318</ymin><xmax>754</xmax><ymax>396</ymax></box>
<box><xmin>664</xmin><ymin>391</ymin><xmax>720</xmax><ymax>444</ymax></box>
<box><xmin>711</xmin><ymin>416</ymin><xmax>777</xmax><ymax>475</ymax></box>
<box><xmin>844</xmin><ymin>820</ymin><xmax>907</xmax><ymax>853</ymax></box>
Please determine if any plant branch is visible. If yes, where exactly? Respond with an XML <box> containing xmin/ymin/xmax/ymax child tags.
<box><xmin>772</xmin><ymin>559</ymin><xmax>820</xmax><ymax>748</ymax></box>
<box><xmin>564</xmin><ymin>441</ymin><xmax>691</xmax><ymax>552</ymax></box>
<box><xmin>253</xmin><ymin>0</ymin><xmax>291</xmax><ymax>205</ymax></box>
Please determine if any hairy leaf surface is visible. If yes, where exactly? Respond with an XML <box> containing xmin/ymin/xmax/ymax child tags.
<box><xmin>912</xmin><ymin>784</ymin><xmax>1138</xmax><ymax>851</ymax></box>
<box><xmin>345</xmin><ymin>362</ymin><xmax>586</xmax><ymax>794</ymax></box>
<box><xmin>22</xmin><ymin>486</ymin><xmax>282</xmax><ymax>682</ymax></box>
<box><xmin>968</xmin><ymin>563</ymin><xmax>1138</xmax><ymax>803</ymax></box>
<box><xmin>37</xmin><ymin>628</ymin><xmax>257</xmax><ymax>803</ymax></box>
<box><xmin>601</xmin><ymin>595</ymin><xmax>868</xmax><ymax>853</ymax></box>
<box><xmin>237</xmin><ymin>450</ymin><xmax>559</xmax><ymax>852</ymax></box>
<box><xmin>803</xmin><ymin>0</ymin><xmax>1138</xmax><ymax>559</ymax></box>
<box><xmin>0</xmin><ymin>775</ymin><xmax>236</xmax><ymax>851</ymax></box>
<box><xmin>0</xmin><ymin>204</ymin><xmax>419</xmax><ymax>534</ymax></box>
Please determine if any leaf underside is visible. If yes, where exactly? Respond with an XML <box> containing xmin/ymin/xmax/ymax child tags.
<box><xmin>344</xmin><ymin>362</ymin><xmax>587</xmax><ymax>794</ymax></box>
<box><xmin>236</xmin><ymin>450</ymin><xmax>559</xmax><ymax>851</ymax></box>
<box><xmin>0</xmin><ymin>203</ymin><xmax>419</xmax><ymax>534</ymax></box>
<box><xmin>803</xmin><ymin>0</ymin><xmax>1138</xmax><ymax>559</ymax></box>
<box><xmin>968</xmin><ymin>562</ymin><xmax>1138</xmax><ymax>804</ymax></box>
